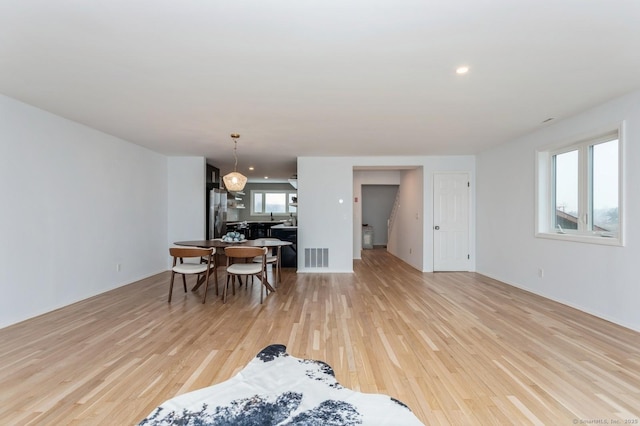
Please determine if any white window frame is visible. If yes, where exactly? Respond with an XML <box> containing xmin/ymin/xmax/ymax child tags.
<box><xmin>250</xmin><ymin>189</ymin><xmax>297</xmax><ymax>216</ymax></box>
<box><xmin>535</xmin><ymin>122</ymin><xmax>624</xmax><ymax>246</ymax></box>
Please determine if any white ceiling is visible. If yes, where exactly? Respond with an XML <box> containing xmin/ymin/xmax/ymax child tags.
<box><xmin>2</xmin><ymin>1</ymin><xmax>640</xmax><ymax>182</ymax></box>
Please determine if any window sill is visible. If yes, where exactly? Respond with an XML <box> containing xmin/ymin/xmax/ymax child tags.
<box><xmin>535</xmin><ymin>231</ymin><xmax>623</xmax><ymax>247</ymax></box>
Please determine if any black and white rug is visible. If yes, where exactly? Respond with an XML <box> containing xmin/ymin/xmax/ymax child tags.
<box><xmin>139</xmin><ymin>344</ymin><xmax>424</xmax><ymax>425</ymax></box>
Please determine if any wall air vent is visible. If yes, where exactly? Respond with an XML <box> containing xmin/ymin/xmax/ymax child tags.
<box><xmin>304</xmin><ymin>248</ymin><xmax>329</xmax><ymax>268</ymax></box>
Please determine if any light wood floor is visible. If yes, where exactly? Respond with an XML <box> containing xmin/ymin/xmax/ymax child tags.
<box><xmin>1</xmin><ymin>249</ymin><xmax>639</xmax><ymax>425</ymax></box>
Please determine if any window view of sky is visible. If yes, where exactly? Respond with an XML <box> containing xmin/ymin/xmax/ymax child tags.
<box><xmin>555</xmin><ymin>139</ymin><xmax>618</xmax><ymax>215</ymax></box>
<box><xmin>555</xmin><ymin>150</ymin><xmax>578</xmax><ymax>214</ymax></box>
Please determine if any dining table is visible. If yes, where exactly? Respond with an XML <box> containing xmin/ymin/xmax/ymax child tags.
<box><xmin>173</xmin><ymin>239</ymin><xmax>293</xmax><ymax>295</ymax></box>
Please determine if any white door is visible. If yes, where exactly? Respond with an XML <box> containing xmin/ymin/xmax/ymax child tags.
<box><xmin>433</xmin><ymin>173</ymin><xmax>470</xmax><ymax>271</ymax></box>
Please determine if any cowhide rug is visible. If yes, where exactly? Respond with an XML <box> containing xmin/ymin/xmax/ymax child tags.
<box><xmin>139</xmin><ymin>344</ymin><xmax>424</xmax><ymax>425</ymax></box>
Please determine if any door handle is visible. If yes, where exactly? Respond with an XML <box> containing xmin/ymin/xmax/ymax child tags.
<box><xmin>434</xmin><ymin>226</ymin><xmax>440</xmax><ymax>230</ymax></box>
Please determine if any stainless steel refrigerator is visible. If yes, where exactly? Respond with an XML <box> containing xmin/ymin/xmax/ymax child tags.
<box><xmin>209</xmin><ymin>189</ymin><xmax>227</xmax><ymax>239</ymax></box>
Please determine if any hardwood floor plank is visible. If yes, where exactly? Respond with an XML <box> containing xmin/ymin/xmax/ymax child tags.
<box><xmin>0</xmin><ymin>249</ymin><xmax>639</xmax><ymax>424</ymax></box>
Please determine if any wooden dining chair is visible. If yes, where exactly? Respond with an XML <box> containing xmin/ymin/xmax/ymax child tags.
<box><xmin>252</xmin><ymin>238</ymin><xmax>282</xmax><ymax>287</ymax></box>
<box><xmin>223</xmin><ymin>246</ymin><xmax>269</xmax><ymax>304</ymax></box>
<box><xmin>168</xmin><ymin>247</ymin><xmax>217</xmax><ymax>304</ymax></box>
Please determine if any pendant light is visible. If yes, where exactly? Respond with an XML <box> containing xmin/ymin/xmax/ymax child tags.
<box><xmin>222</xmin><ymin>133</ymin><xmax>247</xmax><ymax>192</ymax></box>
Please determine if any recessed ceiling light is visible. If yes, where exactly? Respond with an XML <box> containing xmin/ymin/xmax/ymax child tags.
<box><xmin>249</xmin><ymin>166</ymin><xmax>255</xmax><ymax>171</ymax></box>
<box><xmin>264</xmin><ymin>176</ymin><xmax>269</xmax><ymax>179</ymax></box>
<box><xmin>456</xmin><ymin>66</ymin><xmax>470</xmax><ymax>75</ymax></box>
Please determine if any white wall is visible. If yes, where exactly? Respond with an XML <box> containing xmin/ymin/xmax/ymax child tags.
<box><xmin>298</xmin><ymin>157</ymin><xmax>355</xmax><ymax>272</ymax></box>
<box><xmin>390</xmin><ymin>168</ymin><xmax>424</xmax><ymax>270</ymax></box>
<box><xmin>0</xmin><ymin>94</ymin><xmax>169</xmax><ymax>328</ymax></box>
<box><xmin>476</xmin><ymin>89</ymin><xmax>640</xmax><ymax>331</ymax></box>
<box><xmin>168</xmin><ymin>157</ymin><xmax>206</xmax><ymax>245</ymax></box>
<box><xmin>299</xmin><ymin>156</ymin><xmax>474</xmax><ymax>273</ymax></box>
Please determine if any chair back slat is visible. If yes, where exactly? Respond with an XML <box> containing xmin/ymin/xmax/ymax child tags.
<box><xmin>170</xmin><ymin>247</ymin><xmax>214</xmax><ymax>258</ymax></box>
<box><xmin>224</xmin><ymin>246</ymin><xmax>267</xmax><ymax>260</ymax></box>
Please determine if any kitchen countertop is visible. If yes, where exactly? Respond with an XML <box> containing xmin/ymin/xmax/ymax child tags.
<box><xmin>227</xmin><ymin>220</ymin><xmax>287</xmax><ymax>225</ymax></box>
<box><xmin>270</xmin><ymin>224</ymin><xmax>297</xmax><ymax>229</ymax></box>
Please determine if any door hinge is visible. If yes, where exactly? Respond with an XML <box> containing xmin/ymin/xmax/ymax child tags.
<box><xmin>467</xmin><ymin>254</ymin><xmax>470</xmax><ymax>260</ymax></box>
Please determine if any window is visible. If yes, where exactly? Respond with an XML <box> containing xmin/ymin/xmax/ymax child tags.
<box><xmin>251</xmin><ymin>190</ymin><xmax>297</xmax><ymax>215</ymax></box>
<box><xmin>536</xmin><ymin>124</ymin><xmax>623</xmax><ymax>245</ymax></box>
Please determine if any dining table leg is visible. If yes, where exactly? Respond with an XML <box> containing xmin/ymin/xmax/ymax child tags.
<box><xmin>191</xmin><ymin>253</ymin><xmax>220</xmax><ymax>296</ymax></box>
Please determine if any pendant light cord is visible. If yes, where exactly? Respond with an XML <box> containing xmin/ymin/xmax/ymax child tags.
<box><xmin>230</xmin><ymin>133</ymin><xmax>240</xmax><ymax>172</ymax></box>
<box><xmin>233</xmin><ymin>140</ymin><xmax>238</xmax><ymax>172</ymax></box>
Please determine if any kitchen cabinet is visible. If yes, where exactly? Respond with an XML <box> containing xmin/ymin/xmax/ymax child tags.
<box><xmin>271</xmin><ymin>225</ymin><xmax>297</xmax><ymax>268</ymax></box>
<box><xmin>227</xmin><ymin>221</ymin><xmax>273</xmax><ymax>239</ymax></box>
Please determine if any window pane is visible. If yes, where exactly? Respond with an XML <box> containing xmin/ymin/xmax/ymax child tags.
<box><xmin>265</xmin><ymin>193</ymin><xmax>286</xmax><ymax>213</ymax></box>
<box><xmin>253</xmin><ymin>193</ymin><xmax>263</xmax><ymax>213</ymax></box>
<box><xmin>554</xmin><ymin>150</ymin><xmax>579</xmax><ymax>230</ymax></box>
<box><xmin>592</xmin><ymin>139</ymin><xmax>618</xmax><ymax>233</ymax></box>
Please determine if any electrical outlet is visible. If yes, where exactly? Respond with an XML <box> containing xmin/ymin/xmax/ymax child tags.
<box><xmin>538</xmin><ymin>268</ymin><xmax>544</xmax><ymax>278</ymax></box>
<box><xmin>116</xmin><ymin>263</ymin><xmax>122</xmax><ymax>272</ymax></box>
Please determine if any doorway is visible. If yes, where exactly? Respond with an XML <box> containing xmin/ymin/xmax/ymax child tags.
<box><xmin>362</xmin><ymin>185</ymin><xmax>399</xmax><ymax>248</ymax></box>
